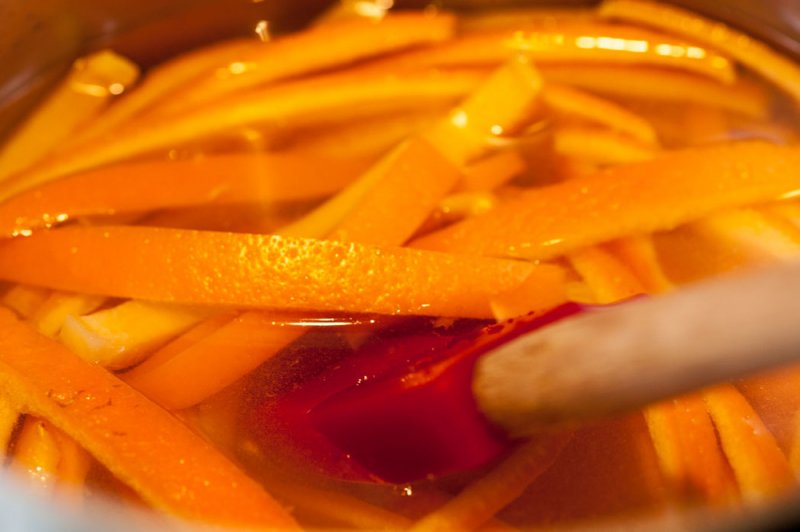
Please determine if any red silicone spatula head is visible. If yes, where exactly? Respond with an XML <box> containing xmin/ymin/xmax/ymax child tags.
<box><xmin>288</xmin><ymin>303</ymin><xmax>585</xmax><ymax>483</ymax></box>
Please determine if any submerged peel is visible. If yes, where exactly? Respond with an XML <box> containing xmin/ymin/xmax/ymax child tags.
<box><xmin>0</xmin><ymin>309</ymin><xmax>299</xmax><ymax>528</ymax></box>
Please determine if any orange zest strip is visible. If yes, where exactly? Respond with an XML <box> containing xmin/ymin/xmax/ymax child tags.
<box><xmin>133</xmin><ymin>313</ymin><xmax>235</xmax><ymax>369</ymax></box>
<box><xmin>124</xmin><ymin>312</ymin><xmax>306</xmax><ymax>411</ymax></box>
<box><xmin>153</xmin><ymin>12</ymin><xmax>456</xmax><ymax>116</ymax></box>
<box><xmin>489</xmin><ymin>263</ymin><xmax>569</xmax><ymax>321</ymax></box>
<box><xmin>329</xmin><ymin>58</ymin><xmax>541</xmax><ymax>243</ymax></box>
<box><xmin>654</xmin><ymin>208</ymin><xmax>800</xmax><ymax>287</ymax></box>
<box><xmin>412</xmin><ymin>142</ymin><xmax>800</xmax><ymax>260</ymax></box>
<box><xmin>553</xmin><ymin>125</ymin><xmax>658</xmax><ymax>165</ymax></box>
<box><xmin>67</xmin><ymin>38</ymin><xmax>265</xmax><ymax>145</ymax></box>
<box><xmin>573</xmin><ymin>246</ymin><xmax>739</xmax><ymax>506</ymax></box>
<box><xmin>376</xmin><ymin>24</ymin><xmax>734</xmax><ymax>83</ymax></box>
<box><xmin>12</xmin><ymin>68</ymin><xmax>483</xmax><ymax>190</ymax></box>
<box><xmin>327</xmin><ymin>139</ymin><xmax>464</xmax><ymax>246</ymax></box>
<box><xmin>789</xmin><ymin>420</ymin><xmax>800</xmax><ymax>477</ymax></box>
<box><xmin>0</xmin><ymin>50</ymin><xmax>139</xmax><ymax>180</ymax></box>
<box><xmin>457</xmin><ymin>150</ymin><xmax>527</xmax><ymax>193</ymax></box>
<box><xmin>409</xmin><ymin>433</ymin><xmax>572</xmax><ymax>531</ymax></box>
<box><xmin>652</xmin><ymin>209</ymin><xmax>800</xmax><ymax>285</ymax></box>
<box><xmin>567</xmin><ymin>245</ymin><xmax>645</xmax><ymax>304</ymax></box>
<box><xmin>0</xmin><ymin>152</ymin><xmax>370</xmax><ymax>235</ymax></box>
<box><xmin>13</xmin><ymin>417</ymin><xmax>61</xmax><ymax>492</ymax></box>
<box><xmin>544</xmin><ymin>83</ymin><xmax>658</xmax><ymax>144</ymax></box>
<box><xmin>686</xmin><ymin>209</ymin><xmax>800</xmax><ymax>263</ymax></box>
<box><xmin>291</xmin><ymin>107</ymin><xmax>443</xmax><ymax>159</ymax></box>
<box><xmin>606</xmin><ymin>236</ymin><xmax>673</xmax><ymax>294</ymax></box>
<box><xmin>791</xmin><ymin>410</ymin><xmax>800</xmax><ymax>476</ymax></box>
<box><xmin>31</xmin><ymin>291</ymin><xmax>105</xmax><ymax>338</ymax></box>
<box><xmin>644</xmin><ymin>397</ymin><xmax>739</xmax><ymax>505</ymax></box>
<box><xmin>73</xmin><ymin>13</ymin><xmax>454</xmax><ymax>144</ymax></box>
<box><xmin>767</xmin><ymin>201</ymin><xmax>800</xmax><ymax>232</ymax></box>
<box><xmin>124</xmin><ymin>56</ymin><xmax>546</xmax><ymax>407</ymax></box>
<box><xmin>435</xmin><ymin>192</ymin><xmax>497</xmax><ymax>224</ymax></box>
<box><xmin>279</xmin><ymin>141</ymin><xmax>420</xmax><ymax>239</ymax></box>
<box><xmin>284</xmin><ymin>58</ymin><xmax>541</xmax><ymax>241</ymax></box>
<box><xmin>51</xmin><ymin>427</ymin><xmax>92</xmax><ymax>489</ymax></box>
<box><xmin>459</xmin><ymin>7</ymin><xmax>596</xmax><ymax>32</ymax></box>
<box><xmin>599</xmin><ymin>0</ymin><xmax>800</xmax><ymax>103</ymax></box>
<box><xmin>540</xmin><ymin>65</ymin><xmax>768</xmax><ymax>119</ymax></box>
<box><xmin>0</xmin><ymin>308</ymin><xmax>298</xmax><ymax>528</ymax></box>
<box><xmin>59</xmin><ymin>301</ymin><xmax>212</xmax><ymax>370</ymax></box>
<box><xmin>0</xmin><ymin>226</ymin><xmax>537</xmax><ymax>319</ymax></box>
<box><xmin>1</xmin><ymin>285</ymin><xmax>50</xmax><ymax>318</ymax></box>
<box><xmin>263</xmin><ymin>474</ymin><xmax>413</xmax><ymax>530</ymax></box>
<box><xmin>0</xmin><ymin>394</ymin><xmax>19</xmax><ymax>454</ymax></box>
<box><xmin>680</xmin><ymin>102</ymin><xmax>730</xmax><ymax>146</ymax></box>
<box><xmin>703</xmin><ymin>384</ymin><xmax>795</xmax><ymax>503</ymax></box>
<box><xmin>424</xmin><ymin>55</ymin><xmax>544</xmax><ymax>165</ymax></box>
<box><xmin>737</xmin><ymin>366</ymin><xmax>800</xmax><ymax>456</ymax></box>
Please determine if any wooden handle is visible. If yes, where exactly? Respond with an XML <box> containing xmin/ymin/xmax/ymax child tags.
<box><xmin>474</xmin><ymin>260</ymin><xmax>800</xmax><ymax>437</ymax></box>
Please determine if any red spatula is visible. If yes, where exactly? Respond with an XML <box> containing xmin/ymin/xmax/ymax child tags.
<box><xmin>270</xmin><ymin>260</ymin><xmax>800</xmax><ymax>483</ymax></box>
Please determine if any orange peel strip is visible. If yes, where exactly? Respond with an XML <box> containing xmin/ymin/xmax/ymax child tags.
<box><xmin>154</xmin><ymin>12</ymin><xmax>456</xmax><ymax>116</ymax></box>
<box><xmin>606</xmin><ymin>236</ymin><xmax>673</xmax><ymax>294</ymax></box>
<box><xmin>12</xmin><ymin>68</ymin><xmax>483</xmax><ymax>191</ymax></box>
<box><xmin>541</xmin><ymin>65</ymin><xmax>768</xmax><ymax>119</ymax></box>
<box><xmin>653</xmin><ymin>208</ymin><xmax>800</xmax><ymax>287</ymax></box>
<box><xmin>0</xmin><ymin>394</ymin><xmax>19</xmax><ymax>454</ymax></box>
<box><xmin>573</xmin><ymin>245</ymin><xmax>738</xmax><ymax>506</ymax></box>
<box><xmin>30</xmin><ymin>291</ymin><xmax>105</xmax><ymax>338</ymax></box>
<box><xmin>0</xmin><ymin>226</ymin><xmax>538</xmax><ymax>319</ymax></box>
<box><xmin>423</xmin><ymin>55</ymin><xmax>544</xmax><ymax>166</ymax></box>
<box><xmin>412</xmin><ymin>142</ymin><xmax>800</xmax><ymax>260</ymax></box>
<box><xmin>686</xmin><ymin>209</ymin><xmax>800</xmax><ymax>263</ymax></box>
<box><xmin>599</xmin><ymin>0</ymin><xmax>800</xmax><ymax>102</ymax></box>
<box><xmin>0</xmin><ymin>152</ymin><xmax>370</xmax><ymax>235</ymax></box>
<box><xmin>457</xmin><ymin>149</ymin><xmax>527</xmax><ymax>193</ymax></box>
<box><xmin>124</xmin><ymin>312</ymin><xmax>306</xmax><ymax>411</ymax></box>
<box><xmin>644</xmin><ymin>397</ymin><xmax>739</xmax><ymax>505</ymax></box>
<box><xmin>0</xmin><ymin>308</ymin><xmax>298</xmax><ymax>528</ymax></box>
<box><xmin>567</xmin><ymin>245</ymin><xmax>645</xmax><ymax>304</ymax></box>
<box><xmin>737</xmin><ymin>366</ymin><xmax>800</xmax><ymax>456</ymax></box>
<box><xmin>1</xmin><ymin>285</ymin><xmax>50</xmax><ymax>319</ymax></box>
<box><xmin>765</xmin><ymin>201</ymin><xmax>800</xmax><ymax>233</ymax></box>
<box><xmin>791</xmin><ymin>411</ymin><xmax>800</xmax><ymax>475</ymax></box>
<box><xmin>409</xmin><ymin>433</ymin><xmax>572</xmax><ymax>531</ymax></box>
<box><xmin>59</xmin><ymin>300</ymin><xmax>212</xmax><ymax>370</ymax></box>
<box><xmin>544</xmin><ymin>83</ymin><xmax>658</xmax><ymax>144</ymax></box>
<box><xmin>136</xmin><ymin>313</ymin><xmax>235</xmax><ymax>369</ymax></box>
<box><xmin>459</xmin><ymin>7</ymin><xmax>597</xmax><ymax>32</ymax></box>
<box><xmin>489</xmin><ymin>263</ymin><xmax>569</xmax><ymax>321</ymax></box>
<box><xmin>553</xmin><ymin>125</ymin><xmax>658</xmax><ymax>165</ymax></box>
<box><xmin>376</xmin><ymin>24</ymin><xmax>734</xmax><ymax>83</ymax></box>
<box><xmin>0</xmin><ymin>50</ymin><xmax>139</xmax><ymax>180</ymax></box>
<box><xmin>125</xmin><ymin>59</ymin><xmax>549</xmax><ymax>407</ymax></box>
<box><xmin>68</xmin><ymin>38</ymin><xmax>264</xmax><ymax>145</ymax></box>
<box><xmin>284</xmin><ymin>58</ymin><xmax>541</xmax><ymax>241</ymax></box>
<box><xmin>52</xmin><ymin>427</ymin><xmax>91</xmax><ymax>486</ymax></box>
<box><xmin>680</xmin><ymin>103</ymin><xmax>730</xmax><ymax>146</ymax></box>
<box><xmin>74</xmin><ymin>13</ymin><xmax>454</xmax><ymax>143</ymax></box>
<box><xmin>262</xmin><ymin>474</ymin><xmax>413</xmax><ymax>530</ymax></box>
<box><xmin>291</xmin><ymin>107</ymin><xmax>443</xmax><ymax>159</ymax></box>
<box><xmin>13</xmin><ymin>417</ymin><xmax>61</xmax><ymax>492</ymax></box>
<box><xmin>327</xmin><ymin>138</ymin><xmax>464</xmax><ymax>246</ymax></box>
<box><xmin>329</xmin><ymin>58</ymin><xmax>542</xmax><ymax>243</ymax></box>
<box><xmin>703</xmin><ymin>384</ymin><xmax>795</xmax><ymax>503</ymax></box>
<box><xmin>51</xmin><ymin>427</ymin><xmax>92</xmax><ymax>506</ymax></box>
